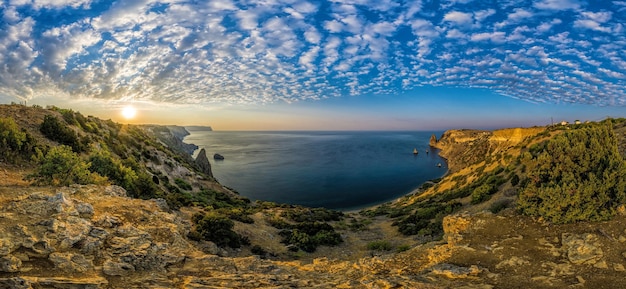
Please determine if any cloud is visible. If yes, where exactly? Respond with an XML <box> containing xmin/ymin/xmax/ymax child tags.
<box><xmin>533</xmin><ymin>0</ymin><xmax>582</xmax><ymax>10</ymax></box>
<box><xmin>0</xmin><ymin>0</ymin><xmax>625</xmax><ymax>108</ymax></box>
<box><xmin>443</xmin><ymin>11</ymin><xmax>473</xmax><ymax>27</ymax></box>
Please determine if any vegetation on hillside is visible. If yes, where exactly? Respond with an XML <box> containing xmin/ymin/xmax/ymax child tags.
<box><xmin>517</xmin><ymin>121</ymin><xmax>626</xmax><ymax>223</ymax></box>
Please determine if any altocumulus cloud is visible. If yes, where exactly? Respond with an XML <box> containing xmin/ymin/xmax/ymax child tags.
<box><xmin>0</xmin><ymin>0</ymin><xmax>625</xmax><ymax>105</ymax></box>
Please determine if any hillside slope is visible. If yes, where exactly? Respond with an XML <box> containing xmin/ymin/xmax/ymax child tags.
<box><xmin>2</xmin><ymin>104</ymin><xmax>626</xmax><ymax>288</ymax></box>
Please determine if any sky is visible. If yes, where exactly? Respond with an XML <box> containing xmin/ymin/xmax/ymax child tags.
<box><xmin>0</xmin><ymin>0</ymin><xmax>625</xmax><ymax>130</ymax></box>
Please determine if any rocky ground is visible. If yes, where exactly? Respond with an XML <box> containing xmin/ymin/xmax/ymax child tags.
<box><xmin>2</xmin><ymin>184</ymin><xmax>626</xmax><ymax>288</ymax></box>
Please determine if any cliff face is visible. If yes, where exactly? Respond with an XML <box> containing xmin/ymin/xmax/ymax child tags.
<box><xmin>147</xmin><ymin>125</ymin><xmax>198</xmax><ymax>155</ymax></box>
<box><xmin>432</xmin><ymin>127</ymin><xmax>546</xmax><ymax>173</ymax></box>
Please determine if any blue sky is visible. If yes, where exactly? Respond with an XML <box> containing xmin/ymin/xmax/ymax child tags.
<box><xmin>0</xmin><ymin>0</ymin><xmax>625</xmax><ymax>130</ymax></box>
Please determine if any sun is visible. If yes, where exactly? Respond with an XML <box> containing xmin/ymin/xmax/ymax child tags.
<box><xmin>121</xmin><ymin>105</ymin><xmax>137</xmax><ymax>120</ymax></box>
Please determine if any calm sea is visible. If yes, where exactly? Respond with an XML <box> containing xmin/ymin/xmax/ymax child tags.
<box><xmin>183</xmin><ymin>130</ymin><xmax>447</xmax><ymax>211</ymax></box>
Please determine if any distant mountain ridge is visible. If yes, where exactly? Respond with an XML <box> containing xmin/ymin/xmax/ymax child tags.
<box><xmin>185</xmin><ymin>125</ymin><xmax>213</xmax><ymax>131</ymax></box>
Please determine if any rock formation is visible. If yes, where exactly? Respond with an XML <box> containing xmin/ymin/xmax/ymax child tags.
<box><xmin>429</xmin><ymin>133</ymin><xmax>438</xmax><ymax>147</ymax></box>
<box><xmin>194</xmin><ymin>148</ymin><xmax>213</xmax><ymax>177</ymax></box>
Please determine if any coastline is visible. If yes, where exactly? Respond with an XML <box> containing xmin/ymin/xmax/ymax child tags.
<box><xmin>181</xmin><ymin>129</ymin><xmax>449</xmax><ymax>211</ymax></box>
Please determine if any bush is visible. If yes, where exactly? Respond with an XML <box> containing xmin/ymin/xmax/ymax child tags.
<box><xmin>40</xmin><ymin>115</ymin><xmax>87</xmax><ymax>152</ymax></box>
<box><xmin>0</xmin><ymin>117</ymin><xmax>39</xmax><ymax>163</ymax></box>
<box><xmin>367</xmin><ymin>240</ymin><xmax>392</xmax><ymax>251</ymax></box>
<box><xmin>29</xmin><ymin>145</ymin><xmax>104</xmax><ymax>186</ymax></box>
<box><xmin>279</xmin><ymin>222</ymin><xmax>343</xmax><ymax>252</ymax></box>
<box><xmin>191</xmin><ymin>213</ymin><xmax>245</xmax><ymax>248</ymax></box>
<box><xmin>517</xmin><ymin>123</ymin><xmax>626</xmax><ymax>223</ymax></box>
<box><xmin>175</xmin><ymin>178</ymin><xmax>193</xmax><ymax>191</ymax></box>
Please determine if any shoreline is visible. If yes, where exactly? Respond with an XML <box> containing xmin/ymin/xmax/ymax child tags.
<box><xmin>180</xmin><ymin>128</ymin><xmax>450</xmax><ymax>212</ymax></box>
<box><xmin>341</xmin><ymin>150</ymin><xmax>450</xmax><ymax>214</ymax></box>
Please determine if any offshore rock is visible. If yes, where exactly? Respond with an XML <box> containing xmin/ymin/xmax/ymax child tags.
<box><xmin>429</xmin><ymin>133</ymin><xmax>438</xmax><ymax>147</ymax></box>
<box><xmin>194</xmin><ymin>148</ymin><xmax>213</xmax><ymax>177</ymax></box>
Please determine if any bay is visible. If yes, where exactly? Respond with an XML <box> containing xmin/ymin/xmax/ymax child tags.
<box><xmin>184</xmin><ymin>130</ymin><xmax>447</xmax><ymax>211</ymax></box>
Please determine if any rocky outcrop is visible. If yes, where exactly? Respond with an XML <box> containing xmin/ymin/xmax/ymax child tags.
<box><xmin>431</xmin><ymin>127</ymin><xmax>546</xmax><ymax>172</ymax></box>
<box><xmin>429</xmin><ymin>133</ymin><xmax>438</xmax><ymax>147</ymax></box>
<box><xmin>194</xmin><ymin>148</ymin><xmax>213</xmax><ymax>177</ymax></box>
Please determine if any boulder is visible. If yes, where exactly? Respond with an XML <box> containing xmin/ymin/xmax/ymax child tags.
<box><xmin>562</xmin><ymin>233</ymin><xmax>603</xmax><ymax>265</ymax></box>
<box><xmin>213</xmin><ymin>153</ymin><xmax>225</xmax><ymax>160</ymax></box>
<box><xmin>104</xmin><ymin>185</ymin><xmax>127</xmax><ymax>197</ymax></box>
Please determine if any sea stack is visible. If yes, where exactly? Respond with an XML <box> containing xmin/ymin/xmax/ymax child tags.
<box><xmin>194</xmin><ymin>148</ymin><xmax>213</xmax><ymax>177</ymax></box>
<box><xmin>429</xmin><ymin>134</ymin><xmax>438</xmax><ymax>147</ymax></box>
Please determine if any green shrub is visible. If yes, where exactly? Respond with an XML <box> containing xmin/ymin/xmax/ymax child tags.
<box><xmin>0</xmin><ymin>117</ymin><xmax>39</xmax><ymax>163</ymax></box>
<box><xmin>471</xmin><ymin>184</ymin><xmax>492</xmax><ymax>204</ymax></box>
<box><xmin>517</xmin><ymin>123</ymin><xmax>626</xmax><ymax>223</ymax></box>
<box><xmin>40</xmin><ymin>115</ymin><xmax>87</xmax><ymax>152</ymax></box>
<box><xmin>29</xmin><ymin>145</ymin><xmax>103</xmax><ymax>186</ymax></box>
<box><xmin>396</xmin><ymin>244</ymin><xmax>411</xmax><ymax>252</ymax></box>
<box><xmin>175</xmin><ymin>178</ymin><xmax>193</xmax><ymax>191</ymax></box>
<box><xmin>191</xmin><ymin>213</ymin><xmax>245</xmax><ymax>248</ymax></box>
<box><xmin>367</xmin><ymin>240</ymin><xmax>392</xmax><ymax>251</ymax></box>
<box><xmin>279</xmin><ymin>222</ymin><xmax>343</xmax><ymax>252</ymax></box>
<box><xmin>281</xmin><ymin>207</ymin><xmax>344</xmax><ymax>223</ymax></box>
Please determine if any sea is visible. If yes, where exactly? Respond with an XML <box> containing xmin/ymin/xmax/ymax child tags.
<box><xmin>183</xmin><ymin>130</ymin><xmax>447</xmax><ymax>211</ymax></box>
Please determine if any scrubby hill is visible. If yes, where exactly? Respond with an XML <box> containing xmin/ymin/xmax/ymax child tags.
<box><xmin>2</xmin><ymin>103</ymin><xmax>626</xmax><ymax>288</ymax></box>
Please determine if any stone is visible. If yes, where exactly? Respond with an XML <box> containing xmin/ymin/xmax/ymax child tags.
<box><xmin>152</xmin><ymin>198</ymin><xmax>170</xmax><ymax>212</ymax></box>
<box><xmin>57</xmin><ymin>216</ymin><xmax>93</xmax><ymax>250</ymax></box>
<box><xmin>102</xmin><ymin>260</ymin><xmax>135</xmax><ymax>276</ymax></box>
<box><xmin>496</xmin><ymin>256</ymin><xmax>530</xmax><ymax>269</ymax></box>
<box><xmin>0</xmin><ymin>255</ymin><xmax>22</xmax><ymax>272</ymax></box>
<box><xmin>0</xmin><ymin>238</ymin><xmax>16</xmax><ymax>256</ymax></box>
<box><xmin>614</xmin><ymin>263</ymin><xmax>625</xmax><ymax>272</ymax></box>
<box><xmin>562</xmin><ymin>233</ymin><xmax>603</xmax><ymax>265</ymax></box>
<box><xmin>47</xmin><ymin>192</ymin><xmax>77</xmax><ymax>215</ymax></box>
<box><xmin>75</xmin><ymin>202</ymin><xmax>94</xmax><ymax>218</ymax></box>
<box><xmin>430</xmin><ymin>263</ymin><xmax>482</xmax><ymax>279</ymax></box>
<box><xmin>0</xmin><ymin>277</ymin><xmax>31</xmax><ymax>289</ymax></box>
<box><xmin>95</xmin><ymin>214</ymin><xmax>122</xmax><ymax>228</ymax></box>
<box><xmin>48</xmin><ymin>252</ymin><xmax>93</xmax><ymax>273</ymax></box>
<box><xmin>104</xmin><ymin>185</ymin><xmax>127</xmax><ymax>197</ymax></box>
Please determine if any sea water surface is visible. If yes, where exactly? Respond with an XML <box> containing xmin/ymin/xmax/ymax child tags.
<box><xmin>184</xmin><ymin>130</ymin><xmax>447</xmax><ymax>210</ymax></box>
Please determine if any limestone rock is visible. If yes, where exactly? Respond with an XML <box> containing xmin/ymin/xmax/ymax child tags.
<box><xmin>0</xmin><ymin>238</ymin><xmax>16</xmax><ymax>256</ymax></box>
<box><xmin>430</xmin><ymin>263</ymin><xmax>483</xmax><ymax>279</ymax></box>
<box><xmin>0</xmin><ymin>255</ymin><xmax>22</xmax><ymax>272</ymax></box>
<box><xmin>102</xmin><ymin>260</ymin><xmax>135</xmax><ymax>276</ymax></box>
<box><xmin>442</xmin><ymin>213</ymin><xmax>473</xmax><ymax>245</ymax></box>
<box><xmin>95</xmin><ymin>214</ymin><xmax>122</xmax><ymax>228</ymax></box>
<box><xmin>56</xmin><ymin>216</ymin><xmax>93</xmax><ymax>250</ymax></box>
<box><xmin>104</xmin><ymin>185</ymin><xmax>127</xmax><ymax>197</ymax></box>
<box><xmin>429</xmin><ymin>133</ymin><xmax>438</xmax><ymax>146</ymax></box>
<box><xmin>0</xmin><ymin>277</ymin><xmax>31</xmax><ymax>289</ymax></box>
<box><xmin>562</xmin><ymin>233</ymin><xmax>603</xmax><ymax>265</ymax></box>
<box><xmin>75</xmin><ymin>202</ymin><xmax>94</xmax><ymax>218</ymax></box>
<box><xmin>194</xmin><ymin>148</ymin><xmax>213</xmax><ymax>177</ymax></box>
<box><xmin>48</xmin><ymin>252</ymin><xmax>93</xmax><ymax>273</ymax></box>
